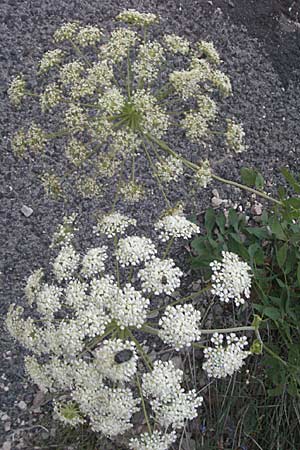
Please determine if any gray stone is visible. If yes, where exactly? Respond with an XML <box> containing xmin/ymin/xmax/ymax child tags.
<box><xmin>17</xmin><ymin>400</ymin><xmax>27</xmax><ymax>410</ymax></box>
<box><xmin>211</xmin><ymin>196</ymin><xmax>223</xmax><ymax>207</ymax></box>
<box><xmin>21</xmin><ymin>205</ymin><xmax>33</xmax><ymax>217</ymax></box>
<box><xmin>2</xmin><ymin>442</ymin><xmax>11</xmax><ymax>450</ymax></box>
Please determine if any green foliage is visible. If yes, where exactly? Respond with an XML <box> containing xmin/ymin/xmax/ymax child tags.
<box><xmin>191</xmin><ymin>168</ymin><xmax>300</xmax><ymax>398</ymax></box>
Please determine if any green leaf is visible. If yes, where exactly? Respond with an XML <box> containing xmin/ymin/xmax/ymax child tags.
<box><xmin>269</xmin><ymin>216</ymin><xmax>286</xmax><ymax>240</ymax></box>
<box><xmin>240</xmin><ymin>167</ymin><xmax>257</xmax><ymax>186</ymax></box>
<box><xmin>228</xmin><ymin>209</ymin><xmax>239</xmax><ymax>231</ymax></box>
<box><xmin>281</xmin><ymin>168</ymin><xmax>300</xmax><ymax>194</ymax></box>
<box><xmin>205</xmin><ymin>208</ymin><xmax>216</xmax><ymax>234</ymax></box>
<box><xmin>216</xmin><ymin>213</ymin><xmax>226</xmax><ymax>234</ymax></box>
<box><xmin>255</xmin><ymin>172</ymin><xmax>265</xmax><ymax>190</ymax></box>
<box><xmin>267</xmin><ymin>385</ymin><xmax>285</xmax><ymax>397</ymax></box>
<box><xmin>276</xmin><ymin>243</ymin><xmax>288</xmax><ymax>268</ymax></box>
<box><xmin>263</xmin><ymin>306</ymin><xmax>282</xmax><ymax>320</ymax></box>
<box><xmin>246</xmin><ymin>227</ymin><xmax>269</xmax><ymax>239</ymax></box>
<box><xmin>297</xmin><ymin>263</ymin><xmax>300</xmax><ymax>286</ymax></box>
<box><xmin>284</xmin><ymin>197</ymin><xmax>300</xmax><ymax>209</ymax></box>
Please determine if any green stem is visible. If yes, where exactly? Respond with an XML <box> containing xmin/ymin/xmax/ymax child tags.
<box><xmin>263</xmin><ymin>344</ymin><xmax>288</xmax><ymax>368</ymax></box>
<box><xmin>136</xmin><ymin>374</ymin><xmax>152</xmax><ymax>435</ymax></box>
<box><xmin>200</xmin><ymin>325</ymin><xmax>256</xmax><ymax>334</ymax></box>
<box><xmin>114</xmin><ymin>235</ymin><xmax>121</xmax><ymax>288</ymax></box>
<box><xmin>127</xmin><ymin>328</ymin><xmax>153</xmax><ymax>371</ymax></box>
<box><xmin>154</xmin><ymin>286</ymin><xmax>211</xmax><ymax>313</ymax></box>
<box><xmin>212</xmin><ymin>174</ymin><xmax>283</xmax><ymax>206</ymax></box>
<box><xmin>126</xmin><ymin>48</ymin><xmax>132</xmax><ymax>99</ymax></box>
<box><xmin>162</xmin><ymin>237</ymin><xmax>174</xmax><ymax>259</ymax></box>
<box><xmin>142</xmin><ymin>324</ymin><xmax>159</xmax><ymax>336</ymax></box>
<box><xmin>146</xmin><ymin>133</ymin><xmax>283</xmax><ymax>207</ymax></box>
<box><xmin>141</xmin><ymin>139</ymin><xmax>171</xmax><ymax>207</ymax></box>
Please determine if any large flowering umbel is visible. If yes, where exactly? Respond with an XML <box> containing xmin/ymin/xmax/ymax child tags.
<box><xmin>9</xmin><ymin>10</ymin><xmax>245</xmax><ymax>201</ymax></box>
<box><xmin>6</xmin><ymin>211</ymin><xmax>212</xmax><ymax>448</ymax></box>
<box><xmin>203</xmin><ymin>333</ymin><xmax>250</xmax><ymax>378</ymax></box>
<box><xmin>6</xmin><ymin>210</ymin><xmax>259</xmax><ymax>450</ymax></box>
<box><xmin>210</xmin><ymin>251</ymin><xmax>252</xmax><ymax>307</ymax></box>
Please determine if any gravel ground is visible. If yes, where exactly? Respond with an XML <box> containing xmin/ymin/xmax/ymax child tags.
<box><xmin>1</xmin><ymin>0</ymin><xmax>300</xmax><ymax>448</ymax></box>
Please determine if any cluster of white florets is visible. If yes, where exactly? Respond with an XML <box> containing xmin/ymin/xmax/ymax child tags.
<box><xmin>138</xmin><ymin>257</ymin><xmax>183</xmax><ymax>295</ymax></box>
<box><xmin>129</xmin><ymin>430</ymin><xmax>177</xmax><ymax>450</ymax></box>
<box><xmin>155</xmin><ymin>212</ymin><xmax>200</xmax><ymax>241</ymax></box>
<box><xmin>194</xmin><ymin>159</ymin><xmax>212</xmax><ymax>188</ymax></box>
<box><xmin>116</xmin><ymin>9</ymin><xmax>159</xmax><ymax>26</ymax></box>
<box><xmin>164</xmin><ymin>34</ymin><xmax>190</xmax><ymax>55</ymax></box>
<box><xmin>94</xmin><ymin>339</ymin><xmax>138</xmax><ymax>382</ymax></box>
<box><xmin>6</xmin><ymin>212</ymin><xmax>257</xmax><ymax>448</ymax></box>
<box><xmin>159</xmin><ymin>304</ymin><xmax>202</xmax><ymax>350</ymax></box>
<box><xmin>116</xmin><ymin>236</ymin><xmax>157</xmax><ymax>267</ymax></box>
<box><xmin>155</xmin><ymin>155</ymin><xmax>184</xmax><ymax>183</ymax></box>
<box><xmin>203</xmin><ymin>333</ymin><xmax>250</xmax><ymax>378</ymax></box>
<box><xmin>210</xmin><ymin>251</ymin><xmax>252</xmax><ymax>306</ymax></box>
<box><xmin>81</xmin><ymin>246</ymin><xmax>108</xmax><ymax>277</ymax></box>
<box><xmin>226</xmin><ymin>119</ymin><xmax>246</xmax><ymax>153</ymax></box>
<box><xmin>142</xmin><ymin>360</ymin><xmax>203</xmax><ymax>428</ymax></box>
<box><xmin>94</xmin><ymin>211</ymin><xmax>137</xmax><ymax>238</ymax></box>
<box><xmin>9</xmin><ymin>10</ymin><xmax>245</xmax><ymax>201</ymax></box>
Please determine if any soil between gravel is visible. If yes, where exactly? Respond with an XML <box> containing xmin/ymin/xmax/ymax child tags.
<box><xmin>0</xmin><ymin>0</ymin><xmax>300</xmax><ymax>448</ymax></box>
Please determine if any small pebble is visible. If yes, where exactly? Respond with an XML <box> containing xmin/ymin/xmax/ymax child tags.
<box><xmin>17</xmin><ymin>400</ymin><xmax>27</xmax><ymax>411</ymax></box>
<box><xmin>212</xmin><ymin>188</ymin><xmax>219</xmax><ymax>198</ymax></box>
<box><xmin>251</xmin><ymin>202</ymin><xmax>263</xmax><ymax>216</ymax></box>
<box><xmin>21</xmin><ymin>205</ymin><xmax>33</xmax><ymax>217</ymax></box>
<box><xmin>2</xmin><ymin>442</ymin><xmax>11</xmax><ymax>450</ymax></box>
<box><xmin>1</xmin><ymin>414</ymin><xmax>9</xmax><ymax>421</ymax></box>
<box><xmin>211</xmin><ymin>196</ymin><xmax>223</xmax><ymax>207</ymax></box>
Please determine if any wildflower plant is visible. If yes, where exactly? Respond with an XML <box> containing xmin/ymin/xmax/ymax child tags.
<box><xmin>9</xmin><ymin>9</ymin><xmax>246</xmax><ymax>202</ymax></box>
<box><xmin>191</xmin><ymin>168</ymin><xmax>300</xmax><ymax>397</ymax></box>
<box><xmin>6</xmin><ymin>210</ymin><xmax>257</xmax><ymax>449</ymax></box>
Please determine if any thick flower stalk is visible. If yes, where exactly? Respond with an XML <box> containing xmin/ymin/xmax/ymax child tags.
<box><xmin>6</xmin><ymin>210</ymin><xmax>255</xmax><ymax>448</ymax></box>
<box><xmin>9</xmin><ymin>9</ymin><xmax>246</xmax><ymax>202</ymax></box>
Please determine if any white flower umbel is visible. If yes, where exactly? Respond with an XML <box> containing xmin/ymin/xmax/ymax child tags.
<box><xmin>129</xmin><ymin>430</ymin><xmax>177</xmax><ymax>450</ymax></box>
<box><xmin>8</xmin><ymin>75</ymin><xmax>26</xmax><ymax>106</ymax></box>
<box><xmin>210</xmin><ymin>251</ymin><xmax>252</xmax><ymax>307</ymax></box>
<box><xmin>138</xmin><ymin>258</ymin><xmax>183</xmax><ymax>296</ymax></box>
<box><xmin>158</xmin><ymin>304</ymin><xmax>201</xmax><ymax>350</ymax></box>
<box><xmin>52</xmin><ymin>245</ymin><xmax>80</xmax><ymax>282</ymax></box>
<box><xmin>164</xmin><ymin>34</ymin><xmax>189</xmax><ymax>55</ymax></box>
<box><xmin>116</xmin><ymin>236</ymin><xmax>157</xmax><ymax>267</ymax></box>
<box><xmin>81</xmin><ymin>246</ymin><xmax>107</xmax><ymax>277</ymax></box>
<box><xmin>64</xmin><ymin>279</ymin><xmax>88</xmax><ymax>310</ymax></box>
<box><xmin>39</xmin><ymin>49</ymin><xmax>64</xmax><ymax>73</ymax></box>
<box><xmin>94</xmin><ymin>212</ymin><xmax>137</xmax><ymax>238</ymax></box>
<box><xmin>54</xmin><ymin>22</ymin><xmax>79</xmax><ymax>42</ymax></box>
<box><xmin>110</xmin><ymin>284</ymin><xmax>150</xmax><ymax>329</ymax></box>
<box><xmin>155</xmin><ymin>155</ymin><xmax>183</xmax><ymax>184</ymax></box>
<box><xmin>10</xmin><ymin>12</ymin><xmax>242</xmax><ymax>203</ymax></box>
<box><xmin>194</xmin><ymin>159</ymin><xmax>212</xmax><ymax>188</ymax></box>
<box><xmin>155</xmin><ymin>213</ymin><xmax>200</xmax><ymax>241</ymax></box>
<box><xmin>142</xmin><ymin>360</ymin><xmax>183</xmax><ymax>401</ymax></box>
<box><xmin>77</xmin><ymin>385</ymin><xmax>140</xmax><ymax>437</ymax></box>
<box><xmin>25</xmin><ymin>268</ymin><xmax>44</xmax><ymax>304</ymax></box>
<box><xmin>35</xmin><ymin>284</ymin><xmax>62</xmax><ymax>319</ymax></box>
<box><xmin>75</xmin><ymin>25</ymin><xmax>102</xmax><ymax>47</ymax></box>
<box><xmin>89</xmin><ymin>275</ymin><xmax>120</xmax><ymax>310</ymax></box>
<box><xmin>152</xmin><ymin>389</ymin><xmax>203</xmax><ymax>429</ymax></box>
<box><xmin>198</xmin><ymin>40</ymin><xmax>221</xmax><ymax>65</ymax></box>
<box><xmin>51</xmin><ymin>213</ymin><xmax>77</xmax><ymax>248</ymax></box>
<box><xmin>226</xmin><ymin>119</ymin><xmax>246</xmax><ymax>153</ymax></box>
<box><xmin>116</xmin><ymin>9</ymin><xmax>159</xmax><ymax>26</ymax></box>
<box><xmin>94</xmin><ymin>339</ymin><xmax>138</xmax><ymax>382</ymax></box>
<box><xmin>203</xmin><ymin>332</ymin><xmax>250</xmax><ymax>378</ymax></box>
